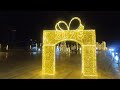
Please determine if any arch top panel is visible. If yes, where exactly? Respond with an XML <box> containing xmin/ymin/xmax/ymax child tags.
<box><xmin>43</xmin><ymin>30</ymin><xmax>96</xmax><ymax>45</ymax></box>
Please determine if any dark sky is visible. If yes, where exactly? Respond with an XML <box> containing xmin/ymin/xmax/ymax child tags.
<box><xmin>0</xmin><ymin>11</ymin><xmax>120</xmax><ymax>46</ymax></box>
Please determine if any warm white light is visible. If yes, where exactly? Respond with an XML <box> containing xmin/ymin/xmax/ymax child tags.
<box><xmin>80</xmin><ymin>48</ymin><xmax>81</xmax><ymax>51</ymax></box>
<box><xmin>6</xmin><ymin>45</ymin><xmax>8</xmax><ymax>50</ymax></box>
<box><xmin>30</xmin><ymin>45</ymin><xmax>31</xmax><ymax>49</ymax></box>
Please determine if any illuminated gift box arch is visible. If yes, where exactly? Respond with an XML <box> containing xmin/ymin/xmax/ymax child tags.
<box><xmin>96</xmin><ymin>41</ymin><xmax>107</xmax><ymax>51</ymax></box>
<box><xmin>42</xmin><ymin>17</ymin><xmax>97</xmax><ymax>76</ymax></box>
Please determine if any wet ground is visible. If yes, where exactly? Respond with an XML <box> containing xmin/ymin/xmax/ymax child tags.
<box><xmin>0</xmin><ymin>50</ymin><xmax>120</xmax><ymax>79</ymax></box>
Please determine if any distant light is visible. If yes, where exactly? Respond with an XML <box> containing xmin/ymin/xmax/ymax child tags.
<box><xmin>112</xmin><ymin>52</ymin><xmax>115</xmax><ymax>57</ymax></box>
<box><xmin>6</xmin><ymin>45</ymin><xmax>8</xmax><ymax>50</ymax></box>
<box><xmin>11</xmin><ymin>30</ymin><xmax>16</xmax><ymax>32</ymax></box>
<box><xmin>32</xmin><ymin>47</ymin><xmax>36</xmax><ymax>50</ymax></box>
<box><xmin>33</xmin><ymin>52</ymin><xmax>37</xmax><ymax>55</ymax></box>
<box><xmin>80</xmin><ymin>48</ymin><xmax>81</xmax><ymax>51</ymax></box>
<box><xmin>115</xmin><ymin>55</ymin><xmax>119</xmax><ymax>61</ymax></box>
<box><xmin>109</xmin><ymin>48</ymin><xmax>114</xmax><ymax>52</ymax></box>
<box><xmin>56</xmin><ymin>46</ymin><xmax>60</xmax><ymax>52</ymax></box>
<box><xmin>116</xmin><ymin>52</ymin><xmax>118</xmax><ymax>55</ymax></box>
<box><xmin>38</xmin><ymin>48</ymin><xmax>40</xmax><ymax>51</ymax></box>
<box><xmin>111</xmin><ymin>49</ymin><xmax>114</xmax><ymax>52</ymax></box>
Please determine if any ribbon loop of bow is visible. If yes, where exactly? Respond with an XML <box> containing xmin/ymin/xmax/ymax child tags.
<box><xmin>55</xmin><ymin>17</ymin><xmax>84</xmax><ymax>31</ymax></box>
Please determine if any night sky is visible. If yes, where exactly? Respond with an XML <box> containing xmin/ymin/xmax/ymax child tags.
<box><xmin>0</xmin><ymin>11</ymin><xmax>120</xmax><ymax>47</ymax></box>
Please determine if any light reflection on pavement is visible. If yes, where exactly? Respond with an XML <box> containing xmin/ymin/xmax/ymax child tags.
<box><xmin>0</xmin><ymin>50</ymin><xmax>120</xmax><ymax>79</ymax></box>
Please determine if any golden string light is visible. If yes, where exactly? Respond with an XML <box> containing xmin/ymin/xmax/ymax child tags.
<box><xmin>55</xmin><ymin>17</ymin><xmax>84</xmax><ymax>31</ymax></box>
<box><xmin>42</xmin><ymin>17</ymin><xmax>97</xmax><ymax>77</ymax></box>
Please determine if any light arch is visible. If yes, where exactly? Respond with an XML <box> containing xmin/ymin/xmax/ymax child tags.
<box><xmin>42</xmin><ymin>17</ymin><xmax>97</xmax><ymax>77</ymax></box>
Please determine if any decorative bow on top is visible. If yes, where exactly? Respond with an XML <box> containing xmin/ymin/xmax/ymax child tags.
<box><xmin>55</xmin><ymin>17</ymin><xmax>84</xmax><ymax>31</ymax></box>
